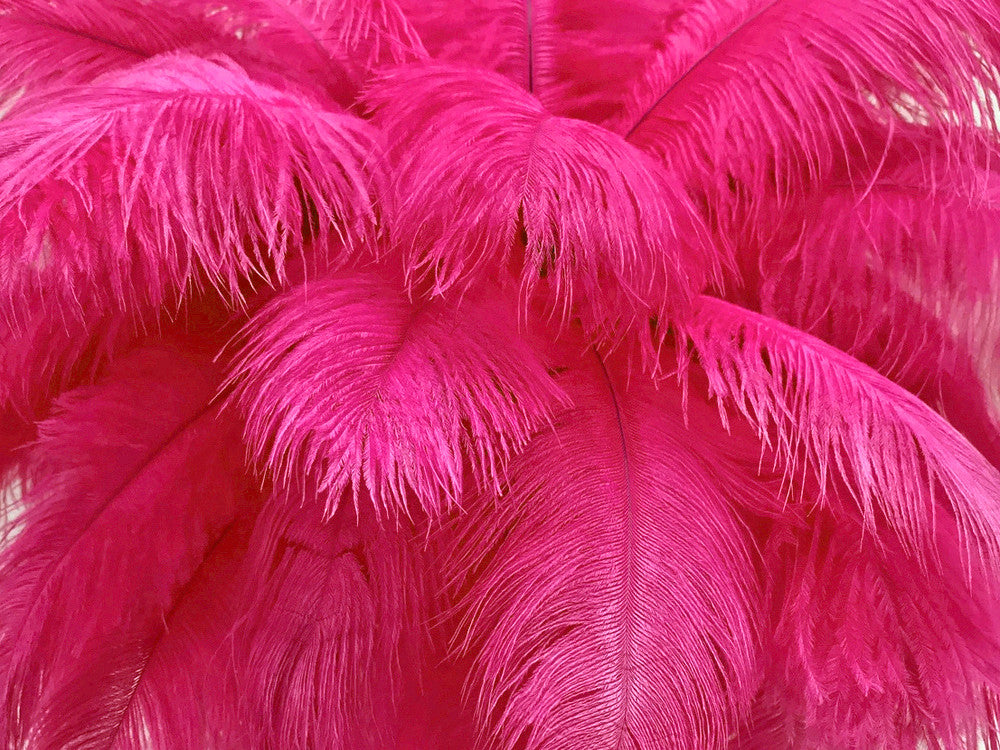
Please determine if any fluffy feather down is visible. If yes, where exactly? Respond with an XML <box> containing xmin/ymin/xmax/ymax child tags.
<box><xmin>366</xmin><ymin>63</ymin><xmax>713</xmax><ymax>340</ymax></box>
<box><xmin>0</xmin><ymin>344</ymin><xmax>254</xmax><ymax>748</ymax></box>
<box><xmin>442</xmin><ymin>344</ymin><xmax>761</xmax><ymax>750</ymax></box>
<box><xmin>228</xmin><ymin>266</ymin><xmax>565</xmax><ymax>517</ymax></box>
<box><xmin>682</xmin><ymin>295</ymin><xmax>1000</xmax><ymax>571</ymax></box>
<box><xmin>0</xmin><ymin>52</ymin><xmax>384</xmax><ymax>326</ymax></box>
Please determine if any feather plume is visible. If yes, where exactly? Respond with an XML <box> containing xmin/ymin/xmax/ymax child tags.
<box><xmin>0</xmin><ymin>52</ymin><xmax>384</xmax><ymax>326</ymax></box>
<box><xmin>366</xmin><ymin>63</ymin><xmax>713</xmax><ymax>340</ymax></box>
<box><xmin>745</xmin><ymin>505</ymin><xmax>1000</xmax><ymax>748</ymax></box>
<box><xmin>0</xmin><ymin>0</ymin><xmax>220</xmax><ymax>113</ymax></box>
<box><xmin>442</xmin><ymin>343</ymin><xmax>761</xmax><ymax>750</ymax></box>
<box><xmin>228</xmin><ymin>266</ymin><xmax>565</xmax><ymax>517</ymax></box>
<box><xmin>682</xmin><ymin>295</ymin><xmax>1000</xmax><ymax>570</ymax></box>
<box><xmin>0</xmin><ymin>0</ymin><xmax>380</xmax><ymax>112</ymax></box>
<box><xmin>228</xmin><ymin>483</ymin><xmax>425</xmax><ymax>749</ymax></box>
<box><xmin>0</xmin><ymin>344</ymin><xmax>255</xmax><ymax>748</ymax></box>
<box><xmin>616</xmin><ymin>0</ymin><xmax>1000</xmax><ymax>214</ymax></box>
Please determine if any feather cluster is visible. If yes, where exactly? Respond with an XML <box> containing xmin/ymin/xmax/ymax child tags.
<box><xmin>2</xmin><ymin>1</ymin><xmax>1000</xmax><ymax>748</ymax></box>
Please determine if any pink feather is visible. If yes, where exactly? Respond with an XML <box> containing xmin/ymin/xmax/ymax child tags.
<box><xmin>0</xmin><ymin>344</ymin><xmax>256</xmax><ymax>748</ymax></box>
<box><xmin>615</xmin><ymin>0</ymin><xmax>1000</xmax><ymax>216</ymax></box>
<box><xmin>227</xmin><ymin>483</ymin><xmax>425</xmax><ymax>749</ymax></box>
<box><xmin>366</xmin><ymin>63</ymin><xmax>714</xmax><ymax>341</ymax></box>
<box><xmin>228</xmin><ymin>265</ymin><xmax>565</xmax><ymax>516</ymax></box>
<box><xmin>0</xmin><ymin>53</ymin><xmax>383</xmax><ymax>324</ymax></box>
<box><xmin>682</xmin><ymin>295</ymin><xmax>1000</xmax><ymax>571</ymax></box>
<box><xmin>2</xmin><ymin>1</ymin><xmax>1000</xmax><ymax>747</ymax></box>
<box><xmin>440</xmin><ymin>340</ymin><xmax>763</xmax><ymax>749</ymax></box>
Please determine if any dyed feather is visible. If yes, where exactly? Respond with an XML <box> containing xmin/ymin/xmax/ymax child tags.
<box><xmin>223</xmin><ymin>0</ymin><xmax>426</xmax><ymax>75</ymax></box>
<box><xmin>682</xmin><ymin>295</ymin><xmax>1000</xmax><ymax>569</ymax></box>
<box><xmin>228</xmin><ymin>266</ymin><xmax>565</xmax><ymax>516</ymax></box>
<box><xmin>750</xmin><ymin>506</ymin><xmax>1000</xmax><ymax>749</ymax></box>
<box><xmin>366</xmin><ymin>63</ymin><xmax>713</xmax><ymax>340</ymax></box>
<box><xmin>441</xmin><ymin>343</ymin><xmax>762</xmax><ymax>749</ymax></box>
<box><xmin>0</xmin><ymin>344</ymin><xmax>255</xmax><ymax>748</ymax></box>
<box><xmin>229</xmin><ymin>483</ymin><xmax>424</xmax><ymax>749</ymax></box>
<box><xmin>616</xmin><ymin>0</ymin><xmax>1000</xmax><ymax>215</ymax></box>
<box><xmin>2</xmin><ymin>0</ymin><xmax>1000</xmax><ymax>746</ymax></box>
<box><xmin>0</xmin><ymin>52</ymin><xmax>383</xmax><ymax>325</ymax></box>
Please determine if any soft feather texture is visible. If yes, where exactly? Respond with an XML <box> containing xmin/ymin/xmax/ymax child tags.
<box><xmin>0</xmin><ymin>344</ymin><xmax>254</xmax><ymax>748</ymax></box>
<box><xmin>750</xmin><ymin>506</ymin><xmax>1000</xmax><ymax>749</ymax></box>
<box><xmin>0</xmin><ymin>52</ymin><xmax>383</xmax><ymax>324</ymax></box>
<box><xmin>682</xmin><ymin>295</ymin><xmax>1000</xmax><ymax>570</ymax></box>
<box><xmin>229</xmin><ymin>483</ymin><xmax>424</xmax><ymax>749</ymax></box>
<box><xmin>442</xmin><ymin>344</ymin><xmax>762</xmax><ymax>749</ymax></box>
<box><xmin>367</xmin><ymin>63</ymin><xmax>713</xmax><ymax>340</ymax></box>
<box><xmin>616</xmin><ymin>0</ymin><xmax>1000</xmax><ymax>217</ymax></box>
<box><xmin>228</xmin><ymin>265</ymin><xmax>565</xmax><ymax>516</ymax></box>
<box><xmin>3</xmin><ymin>1</ymin><xmax>1000</xmax><ymax>747</ymax></box>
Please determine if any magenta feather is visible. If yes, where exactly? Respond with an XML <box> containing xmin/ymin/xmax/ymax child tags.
<box><xmin>228</xmin><ymin>265</ymin><xmax>565</xmax><ymax>516</ymax></box>
<box><xmin>615</xmin><ymin>0</ymin><xmax>1000</xmax><ymax>214</ymax></box>
<box><xmin>366</xmin><ymin>63</ymin><xmax>713</xmax><ymax>340</ymax></box>
<box><xmin>3</xmin><ymin>1</ymin><xmax>1000</xmax><ymax>747</ymax></box>
<box><xmin>228</xmin><ymin>484</ymin><xmax>425</xmax><ymax>749</ymax></box>
<box><xmin>683</xmin><ymin>295</ymin><xmax>1000</xmax><ymax>569</ymax></box>
<box><xmin>0</xmin><ymin>53</ymin><xmax>382</xmax><ymax>322</ymax></box>
<box><xmin>0</xmin><ymin>344</ymin><xmax>255</xmax><ymax>748</ymax></box>
<box><xmin>441</xmin><ymin>342</ymin><xmax>762</xmax><ymax>749</ymax></box>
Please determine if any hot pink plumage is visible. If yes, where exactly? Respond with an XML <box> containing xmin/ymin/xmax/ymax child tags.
<box><xmin>2</xmin><ymin>1</ymin><xmax>1000</xmax><ymax>748</ymax></box>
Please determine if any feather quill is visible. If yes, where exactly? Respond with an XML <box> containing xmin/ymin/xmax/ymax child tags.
<box><xmin>0</xmin><ymin>344</ymin><xmax>254</xmax><ymax>748</ymax></box>
<box><xmin>442</xmin><ymin>343</ymin><xmax>761</xmax><ymax>750</ymax></box>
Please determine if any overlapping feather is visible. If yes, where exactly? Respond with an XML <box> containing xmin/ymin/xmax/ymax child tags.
<box><xmin>0</xmin><ymin>344</ymin><xmax>254</xmax><ymax>748</ymax></box>
<box><xmin>2</xmin><ymin>0</ymin><xmax>1000</xmax><ymax>747</ymax></box>
<box><xmin>367</xmin><ymin>63</ymin><xmax>714</xmax><ymax>341</ymax></box>
<box><xmin>616</xmin><ymin>0</ymin><xmax>1000</xmax><ymax>217</ymax></box>
<box><xmin>0</xmin><ymin>53</ymin><xmax>383</xmax><ymax>323</ymax></box>
<box><xmin>228</xmin><ymin>265</ymin><xmax>565</xmax><ymax>516</ymax></box>
<box><xmin>682</xmin><ymin>295</ymin><xmax>1000</xmax><ymax>570</ymax></box>
<box><xmin>441</xmin><ymin>343</ymin><xmax>762</xmax><ymax>749</ymax></box>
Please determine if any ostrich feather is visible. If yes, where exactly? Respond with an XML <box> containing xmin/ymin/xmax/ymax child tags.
<box><xmin>0</xmin><ymin>0</ymin><xmax>221</xmax><ymax>112</ymax></box>
<box><xmin>441</xmin><ymin>344</ymin><xmax>762</xmax><ymax>750</ymax></box>
<box><xmin>0</xmin><ymin>344</ymin><xmax>255</xmax><ymax>748</ymax></box>
<box><xmin>229</xmin><ymin>484</ymin><xmax>424</xmax><ymax>749</ymax></box>
<box><xmin>0</xmin><ymin>0</ymin><xmax>412</xmax><ymax>112</ymax></box>
<box><xmin>3</xmin><ymin>0</ymin><xmax>1000</xmax><ymax>746</ymax></box>
<box><xmin>747</xmin><ymin>505</ymin><xmax>1000</xmax><ymax>749</ymax></box>
<box><xmin>366</xmin><ymin>63</ymin><xmax>713</xmax><ymax>340</ymax></box>
<box><xmin>224</xmin><ymin>0</ymin><xmax>425</xmax><ymax>75</ymax></box>
<box><xmin>682</xmin><ymin>295</ymin><xmax>1000</xmax><ymax>570</ymax></box>
<box><xmin>615</xmin><ymin>0</ymin><xmax>1000</xmax><ymax>213</ymax></box>
<box><xmin>0</xmin><ymin>52</ymin><xmax>384</xmax><ymax>325</ymax></box>
<box><xmin>228</xmin><ymin>266</ymin><xmax>565</xmax><ymax>517</ymax></box>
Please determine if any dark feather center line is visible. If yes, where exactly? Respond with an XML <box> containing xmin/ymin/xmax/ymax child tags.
<box><xmin>24</xmin><ymin>18</ymin><xmax>147</xmax><ymax>58</ymax></box>
<box><xmin>525</xmin><ymin>0</ymin><xmax>535</xmax><ymax>93</ymax></box>
<box><xmin>593</xmin><ymin>351</ymin><xmax>638</xmax><ymax>742</ymax></box>
<box><xmin>103</xmin><ymin>518</ymin><xmax>242</xmax><ymax>749</ymax></box>
<box><xmin>12</xmin><ymin>401</ymin><xmax>217</xmax><ymax>647</ymax></box>
<box><xmin>624</xmin><ymin>0</ymin><xmax>782</xmax><ymax>139</ymax></box>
